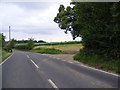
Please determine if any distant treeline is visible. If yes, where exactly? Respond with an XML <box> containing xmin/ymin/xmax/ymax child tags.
<box><xmin>34</xmin><ymin>41</ymin><xmax>82</xmax><ymax>46</ymax></box>
<box><xmin>16</xmin><ymin>40</ymin><xmax>46</xmax><ymax>44</ymax></box>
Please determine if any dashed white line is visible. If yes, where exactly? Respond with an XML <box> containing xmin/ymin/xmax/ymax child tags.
<box><xmin>48</xmin><ymin>79</ymin><xmax>59</xmax><ymax>90</ymax></box>
<box><xmin>27</xmin><ymin>55</ymin><xmax>30</xmax><ymax>58</ymax></box>
<box><xmin>30</xmin><ymin>59</ymin><xmax>39</xmax><ymax>68</ymax></box>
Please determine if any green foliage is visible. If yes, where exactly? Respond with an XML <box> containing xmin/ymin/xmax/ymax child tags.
<box><xmin>10</xmin><ymin>39</ymin><xmax>17</xmax><ymax>48</ymax></box>
<box><xmin>0</xmin><ymin>33</ymin><xmax>6</xmax><ymax>48</ymax></box>
<box><xmin>15</xmin><ymin>38</ymin><xmax>35</xmax><ymax>50</ymax></box>
<box><xmin>33</xmin><ymin>48</ymin><xmax>68</xmax><ymax>54</ymax></box>
<box><xmin>34</xmin><ymin>41</ymin><xmax>82</xmax><ymax>46</ymax></box>
<box><xmin>74</xmin><ymin>50</ymin><xmax>119</xmax><ymax>74</ymax></box>
<box><xmin>54</xmin><ymin>2</ymin><xmax>120</xmax><ymax>60</ymax></box>
<box><xmin>15</xmin><ymin>44</ymin><xmax>29</xmax><ymax>50</ymax></box>
<box><xmin>7</xmin><ymin>39</ymin><xmax>17</xmax><ymax>50</ymax></box>
<box><xmin>27</xmin><ymin>38</ymin><xmax>34</xmax><ymax>50</ymax></box>
<box><xmin>1</xmin><ymin>50</ymin><xmax>11</xmax><ymax>61</ymax></box>
<box><xmin>0</xmin><ymin>33</ymin><xmax>12</xmax><ymax>52</ymax></box>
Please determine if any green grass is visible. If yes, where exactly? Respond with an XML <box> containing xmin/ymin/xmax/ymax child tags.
<box><xmin>74</xmin><ymin>52</ymin><xmax>119</xmax><ymax>74</ymax></box>
<box><xmin>19</xmin><ymin>48</ymin><xmax>69</xmax><ymax>54</ymax></box>
<box><xmin>0</xmin><ymin>50</ymin><xmax>11</xmax><ymax>62</ymax></box>
<box><xmin>34</xmin><ymin>44</ymin><xmax>83</xmax><ymax>54</ymax></box>
<box><xmin>16</xmin><ymin>41</ymin><xmax>82</xmax><ymax>46</ymax></box>
<box><xmin>16</xmin><ymin>43</ymin><xmax>83</xmax><ymax>54</ymax></box>
<box><xmin>34</xmin><ymin>44</ymin><xmax>83</xmax><ymax>50</ymax></box>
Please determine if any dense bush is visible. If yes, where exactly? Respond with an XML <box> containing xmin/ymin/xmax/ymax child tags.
<box><xmin>15</xmin><ymin>38</ymin><xmax>34</xmax><ymax>50</ymax></box>
<box><xmin>15</xmin><ymin>44</ymin><xmax>29</xmax><ymax>50</ymax></box>
<box><xmin>27</xmin><ymin>38</ymin><xmax>34</xmax><ymax>49</ymax></box>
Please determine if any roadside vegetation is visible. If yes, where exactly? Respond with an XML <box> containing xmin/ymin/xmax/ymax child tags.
<box><xmin>16</xmin><ymin>41</ymin><xmax>82</xmax><ymax>46</ymax></box>
<box><xmin>74</xmin><ymin>50</ymin><xmax>119</xmax><ymax>74</ymax></box>
<box><xmin>1</xmin><ymin>50</ymin><xmax>11</xmax><ymax>62</ymax></box>
<box><xmin>0</xmin><ymin>33</ymin><xmax>12</xmax><ymax>62</ymax></box>
<box><xmin>54</xmin><ymin>2</ymin><xmax>120</xmax><ymax>74</ymax></box>
<box><xmin>15</xmin><ymin>41</ymin><xmax>82</xmax><ymax>54</ymax></box>
<box><xmin>34</xmin><ymin>44</ymin><xmax>83</xmax><ymax>54</ymax></box>
<box><xmin>28</xmin><ymin>48</ymin><xmax>68</xmax><ymax>54</ymax></box>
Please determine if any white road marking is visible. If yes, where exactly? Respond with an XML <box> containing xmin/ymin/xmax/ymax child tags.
<box><xmin>62</xmin><ymin>60</ymin><xmax>67</xmax><ymax>61</ymax></box>
<box><xmin>0</xmin><ymin>53</ymin><xmax>14</xmax><ymax>65</ymax></box>
<box><xmin>74</xmin><ymin>61</ymin><xmax>80</xmax><ymax>63</ymax></box>
<box><xmin>80</xmin><ymin>64</ymin><xmax>120</xmax><ymax>77</ymax></box>
<box><xmin>48</xmin><ymin>79</ymin><xmax>59</xmax><ymax>90</ymax></box>
<box><xmin>68</xmin><ymin>61</ymin><xmax>73</xmax><ymax>63</ymax></box>
<box><xmin>29</xmin><ymin>52</ymin><xmax>119</xmax><ymax>77</ymax></box>
<box><xmin>27</xmin><ymin>55</ymin><xmax>30</xmax><ymax>58</ymax></box>
<box><xmin>30</xmin><ymin>59</ymin><xmax>39</xmax><ymax>68</ymax></box>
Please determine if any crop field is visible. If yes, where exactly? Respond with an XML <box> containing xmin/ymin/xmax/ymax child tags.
<box><xmin>34</xmin><ymin>44</ymin><xmax>83</xmax><ymax>53</ymax></box>
<box><xmin>16</xmin><ymin>41</ymin><xmax>82</xmax><ymax>46</ymax></box>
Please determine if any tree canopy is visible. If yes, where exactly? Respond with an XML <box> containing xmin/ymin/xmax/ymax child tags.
<box><xmin>54</xmin><ymin>2</ymin><xmax>120</xmax><ymax>60</ymax></box>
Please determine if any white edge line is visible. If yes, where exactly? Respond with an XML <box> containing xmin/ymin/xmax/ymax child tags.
<box><xmin>68</xmin><ymin>61</ymin><xmax>73</xmax><ymax>63</ymax></box>
<box><xmin>62</xmin><ymin>59</ymin><xmax>119</xmax><ymax>77</ymax></box>
<box><xmin>32</xmin><ymin>52</ymin><xmax>119</xmax><ymax>77</ymax></box>
<box><xmin>0</xmin><ymin>52</ymin><xmax>14</xmax><ymax>65</ymax></box>
<box><xmin>80</xmin><ymin>64</ymin><xmax>120</xmax><ymax>77</ymax></box>
<box><xmin>30</xmin><ymin>59</ymin><xmax>39</xmax><ymax>68</ymax></box>
<box><xmin>63</xmin><ymin>60</ymin><xmax>66</xmax><ymax>61</ymax></box>
<box><xmin>27</xmin><ymin>55</ymin><xmax>30</xmax><ymax>58</ymax></box>
<box><xmin>48</xmin><ymin>79</ymin><xmax>58</xmax><ymax>89</ymax></box>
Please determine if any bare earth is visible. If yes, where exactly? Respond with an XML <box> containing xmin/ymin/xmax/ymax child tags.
<box><xmin>43</xmin><ymin>54</ymin><xmax>75</xmax><ymax>61</ymax></box>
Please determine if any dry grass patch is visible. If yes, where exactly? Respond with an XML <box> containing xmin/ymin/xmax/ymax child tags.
<box><xmin>34</xmin><ymin>44</ymin><xmax>83</xmax><ymax>54</ymax></box>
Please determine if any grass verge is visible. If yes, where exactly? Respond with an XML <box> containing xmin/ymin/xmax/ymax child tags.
<box><xmin>0</xmin><ymin>50</ymin><xmax>11</xmax><ymax>63</ymax></box>
<box><xmin>74</xmin><ymin>52</ymin><xmax>119</xmax><ymax>74</ymax></box>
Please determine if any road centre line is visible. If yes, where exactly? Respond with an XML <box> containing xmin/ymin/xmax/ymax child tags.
<box><xmin>48</xmin><ymin>79</ymin><xmax>59</xmax><ymax>90</ymax></box>
<box><xmin>30</xmin><ymin>59</ymin><xmax>39</xmax><ymax>69</ymax></box>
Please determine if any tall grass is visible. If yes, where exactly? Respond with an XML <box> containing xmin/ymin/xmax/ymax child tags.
<box><xmin>74</xmin><ymin>51</ymin><xmax>119</xmax><ymax>74</ymax></box>
<box><xmin>0</xmin><ymin>50</ymin><xmax>11</xmax><ymax>62</ymax></box>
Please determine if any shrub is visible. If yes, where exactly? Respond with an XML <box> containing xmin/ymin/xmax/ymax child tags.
<box><xmin>15</xmin><ymin>44</ymin><xmax>29</xmax><ymax>50</ymax></box>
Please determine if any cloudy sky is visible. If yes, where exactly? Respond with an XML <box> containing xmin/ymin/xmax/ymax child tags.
<box><xmin>0</xmin><ymin>0</ymin><xmax>81</xmax><ymax>42</ymax></box>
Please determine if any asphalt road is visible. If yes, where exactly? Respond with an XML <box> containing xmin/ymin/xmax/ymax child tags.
<box><xmin>1</xmin><ymin>50</ymin><xmax>119</xmax><ymax>88</ymax></box>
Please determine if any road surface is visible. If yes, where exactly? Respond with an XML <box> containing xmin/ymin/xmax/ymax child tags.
<box><xmin>1</xmin><ymin>50</ymin><xmax>119</xmax><ymax>88</ymax></box>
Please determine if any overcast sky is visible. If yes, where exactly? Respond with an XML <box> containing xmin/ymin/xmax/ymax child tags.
<box><xmin>0</xmin><ymin>1</ymin><xmax>81</xmax><ymax>42</ymax></box>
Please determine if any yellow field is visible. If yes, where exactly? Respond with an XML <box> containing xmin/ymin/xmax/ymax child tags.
<box><xmin>34</xmin><ymin>44</ymin><xmax>83</xmax><ymax>53</ymax></box>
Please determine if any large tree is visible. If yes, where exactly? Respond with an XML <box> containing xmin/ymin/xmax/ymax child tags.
<box><xmin>54</xmin><ymin>2</ymin><xmax>120</xmax><ymax>59</ymax></box>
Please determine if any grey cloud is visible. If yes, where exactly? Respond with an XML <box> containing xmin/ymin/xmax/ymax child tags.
<box><xmin>9</xmin><ymin>2</ymin><xmax>54</xmax><ymax>11</ymax></box>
